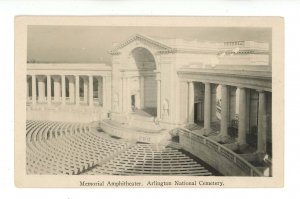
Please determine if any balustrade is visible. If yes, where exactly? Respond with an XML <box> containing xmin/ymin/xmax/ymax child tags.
<box><xmin>178</xmin><ymin>128</ymin><xmax>263</xmax><ymax>176</ymax></box>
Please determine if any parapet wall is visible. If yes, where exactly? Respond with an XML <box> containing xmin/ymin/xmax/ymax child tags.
<box><xmin>179</xmin><ymin>128</ymin><xmax>263</xmax><ymax>176</ymax></box>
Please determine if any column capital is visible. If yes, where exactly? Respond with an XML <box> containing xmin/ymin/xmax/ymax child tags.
<box><xmin>236</xmin><ymin>87</ymin><xmax>247</xmax><ymax>91</ymax></box>
<box><xmin>257</xmin><ymin>89</ymin><xmax>265</xmax><ymax>93</ymax></box>
<box><xmin>66</xmin><ymin>75</ymin><xmax>75</xmax><ymax>81</ymax></box>
<box><xmin>36</xmin><ymin>75</ymin><xmax>46</xmax><ymax>81</ymax></box>
<box><xmin>81</xmin><ymin>75</ymin><xmax>89</xmax><ymax>81</ymax></box>
<box><xmin>203</xmin><ymin>81</ymin><xmax>211</xmax><ymax>86</ymax></box>
<box><xmin>95</xmin><ymin>76</ymin><xmax>102</xmax><ymax>81</ymax></box>
<box><xmin>52</xmin><ymin>75</ymin><xmax>61</xmax><ymax>81</ymax></box>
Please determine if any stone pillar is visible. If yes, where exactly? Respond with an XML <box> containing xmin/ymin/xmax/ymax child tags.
<box><xmin>126</xmin><ymin>77</ymin><xmax>131</xmax><ymax>112</ymax></box>
<box><xmin>68</xmin><ymin>76</ymin><xmax>75</xmax><ymax>103</ymax></box>
<box><xmin>89</xmin><ymin>76</ymin><xmax>93</xmax><ymax>107</ymax></box>
<box><xmin>37</xmin><ymin>76</ymin><xmax>46</xmax><ymax>103</ymax></box>
<box><xmin>83</xmin><ymin>77</ymin><xmax>88</xmax><ymax>104</ymax></box>
<box><xmin>103</xmin><ymin>76</ymin><xmax>107</xmax><ymax>108</ymax></box>
<box><xmin>61</xmin><ymin>75</ymin><xmax>66</xmax><ymax>105</ymax></box>
<box><xmin>204</xmin><ymin>82</ymin><xmax>211</xmax><ymax>132</ymax></box>
<box><xmin>157</xmin><ymin>79</ymin><xmax>161</xmax><ymax>119</ymax></box>
<box><xmin>257</xmin><ymin>90</ymin><xmax>267</xmax><ymax>154</ymax></box>
<box><xmin>47</xmin><ymin>75</ymin><xmax>51</xmax><ymax>105</ymax></box>
<box><xmin>238</xmin><ymin>87</ymin><xmax>247</xmax><ymax>145</ymax></box>
<box><xmin>122</xmin><ymin>77</ymin><xmax>126</xmax><ymax>112</ymax></box>
<box><xmin>27</xmin><ymin>77</ymin><xmax>30</xmax><ymax>100</ymax></box>
<box><xmin>140</xmin><ymin>76</ymin><xmax>144</xmax><ymax>109</ymax></box>
<box><xmin>75</xmin><ymin>75</ymin><xmax>80</xmax><ymax>106</ymax></box>
<box><xmin>97</xmin><ymin>77</ymin><xmax>102</xmax><ymax>106</ymax></box>
<box><xmin>211</xmin><ymin>84</ymin><xmax>217</xmax><ymax>122</ymax></box>
<box><xmin>188</xmin><ymin>81</ymin><xmax>194</xmax><ymax>124</ymax></box>
<box><xmin>220</xmin><ymin>85</ymin><xmax>229</xmax><ymax>137</ymax></box>
<box><xmin>53</xmin><ymin>76</ymin><xmax>61</xmax><ymax>102</ymax></box>
<box><xmin>122</xmin><ymin>77</ymin><xmax>130</xmax><ymax>112</ymax></box>
<box><xmin>31</xmin><ymin>75</ymin><xmax>36</xmax><ymax>105</ymax></box>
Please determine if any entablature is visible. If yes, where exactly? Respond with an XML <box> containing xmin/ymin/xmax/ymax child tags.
<box><xmin>177</xmin><ymin>68</ymin><xmax>272</xmax><ymax>92</ymax></box>
<box><xmin>27</xmin><ymin>63</ymin><xmax>112</xmax><ymax>76</ymax></box>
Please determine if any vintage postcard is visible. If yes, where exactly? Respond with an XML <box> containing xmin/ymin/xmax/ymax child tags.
<box><xmin>15</xmin><ymin>16</ymin><xmax>284</xmax><ymax>188</ymax></box>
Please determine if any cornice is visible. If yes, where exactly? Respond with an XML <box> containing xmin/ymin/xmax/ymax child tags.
<box><xmin>108</xmin><ymin>34</ymin><xmax>176</xmax><ymax>55</ymax></box>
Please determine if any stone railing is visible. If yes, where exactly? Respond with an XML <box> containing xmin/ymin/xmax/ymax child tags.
<box><xmin>178</xmin><ymin>128</ymin><xmax>263</xmax><ymax>176</ymax></box>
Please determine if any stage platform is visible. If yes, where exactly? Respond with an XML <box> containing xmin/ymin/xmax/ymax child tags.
<box><xmin>101</xmin><ymin>110</ymin><xmax>171</xmax><ymax>144</ymax></box>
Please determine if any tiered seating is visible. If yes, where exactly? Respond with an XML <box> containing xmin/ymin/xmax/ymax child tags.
<box><xmin>26</xmin><ymin>120</ymin><xmax>214</xmax><ymax>176</ymax></box>
<box><xmin>26</xmin><ymin>120</ymin><xmax>130</xmax><ymax>175</ymax></box>
<box><xmin>86</xmin><ymin>144</ymin><xmax>212</xmax><ymax>176</ymax></box>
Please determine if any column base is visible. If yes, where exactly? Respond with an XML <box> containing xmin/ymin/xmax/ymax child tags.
<box><xmin>203</xmin><ymin>128</ymin><xmax>213</xmax><ymax>136</ymax></box>
<box><xmin>186</xmin><ymin>123</ymin><xmax>197</xmax><ymax>130</ymax></box>
<box><xmin>256</xmin><ymin>151</ymin><xmax>268</xmax><ymax>162</ymax></box>
<box><xmin>237</xmin><ymin>143</ymin><xmax>248</xmax><ymax>151</ymax></box>
<box><xmin>38</xmin><ymin>98</ymin><xmax>46</xmax><ymax>103</ymax></box>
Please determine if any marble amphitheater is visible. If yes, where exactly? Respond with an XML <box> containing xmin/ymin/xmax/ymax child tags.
<box><xmin>26</xmin><ymin>34</ymin><xmax>272</xmax><ymax>176</ymax></box>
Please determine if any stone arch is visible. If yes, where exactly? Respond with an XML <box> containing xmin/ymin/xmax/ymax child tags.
<box><xmin>127</xmin><ymin>47</ymin><xmax>158</xmax><ymax>116</ymax></box>
<box><xmin>127</xmin><ymin>47</ymin><xmax>157</xmax><ymax>70</ymax></box>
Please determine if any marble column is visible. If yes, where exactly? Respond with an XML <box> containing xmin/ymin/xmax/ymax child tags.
<box><xmin>37</xmin><ymin>76</ymin><xmax>46</xmax><ymax>103</ymax></box>
<box><xmin>27</xmin><ymin>77</ymin><xmax>30</xmax><ymax>100</ymax></box>
<box><xmin>140</xmin><ymin>76</ymin><xmax>145</xmax><ymax>109</ymax></box>
<box><xmin>238</xmin><ymin>87</ymin><xmax>247</xmax><ymax>145</ymax></box>
<box><xmin>97</xmin><ymin>77</ymin><xmax>103</xmax><ymax>106</ymax></box>
<box><xmin>157</xmin><ymin>79</ymin><xmax>161</xmax><ymax>119</ymax></box>
<box><xmin>89</xmin><ymin>76</ymin><xmax>93</xmax><ymax>107</ymax></box>
<box><xmin>75</xmin><ymin>75</ymin><xmax>80</xmax><ymax>106</ymax></box>
<box><xmin>220</xmin><ymin>85</ymin><xmax>229</xmax><ymax>137</ymax></box>
<box><xmin>53</xmin><ymin>76</ymin><xmax>61</xmax><ymax>102</ymax></box>
<box><xmin>188</xmin><ymin>81</ymin><xmax>194</xmax><ymax>124</ymax></box>
<box><xmin>103</xmin><ymin>76</ymin><xmax>107</xmax><ymax>108</ymax></box>
<box><xmin>211</xmin><ymin>84</ymin><xmax>217</xmax><ymax>122</ymax></box>
<box><xmin>122</xmin><ymin>77</ymin><xmax>126</xmax><ymax>112</ymax></box>
<box><xmin>32</xmin><ymin>75</ymin><xmax>36</xmax><ymax>105</ymax></box>
<box><xmin>61</xmin><ymin>75</ymin><xmax>66</xmax><ymax>105</ymax></box>
<box><xmin>47</xmin><ymin>75</ymin><xmax>51</xmax><ymax>105</ymax></box>
<box><xmin>83</xmin><ymin>77</ymin><xmax>88</xmax><ymax>104</ymax></box>
<box><xmin>68</xmin><ymin>76</ymin><xmax>75</xmax><ymax>103</ymax></box>
<box><xmin>126</xmin><ymin>77</ymin><xmax>131</xmax><ymax>112</ymax></box>
<box><xmin>204</xmin><ymin>82</ymin><xmax>211</xmax><ymax>131</ymax></box>
<box><xmin>257</xmin><ymin>90</ymin><xmax>267</xmax><ymax>154</ymax></box>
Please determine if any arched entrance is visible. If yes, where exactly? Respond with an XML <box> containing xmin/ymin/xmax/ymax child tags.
<box><xmin>129</xmin><ymin>47</ymin><xmax>157</xmax><ymax>116</ymax></box>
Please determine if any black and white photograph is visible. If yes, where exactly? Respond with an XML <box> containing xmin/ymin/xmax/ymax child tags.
<box><xmin>14</xmin><ymin>16</ymin><xmax>284</xmax><ymax>188</ymax></box>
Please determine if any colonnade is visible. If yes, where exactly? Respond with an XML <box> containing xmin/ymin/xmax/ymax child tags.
<box><xmin>27</xmin><ymin>74</ymin><xmax>108</xmax><ymax>108</ymax></box>
<box><xmin>187</xmin><ymin>81</ymin><xmax>271</xmax><ymax>155</ymax></box>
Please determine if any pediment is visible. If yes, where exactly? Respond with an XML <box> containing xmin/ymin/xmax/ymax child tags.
<box><xmin>108</xmin><ymin>34</ymin><xmax>175</xmax><ymax>55</ymax></box>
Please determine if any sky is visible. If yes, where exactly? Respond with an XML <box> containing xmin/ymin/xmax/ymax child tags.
<box><xmin>27</xmin><ymin>26</ymin><xmax>271</xmax><ymax>64</ymax></box>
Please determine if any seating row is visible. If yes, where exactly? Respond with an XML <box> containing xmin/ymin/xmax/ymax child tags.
<box><xmin>26</xmin><ymin>120</ymin><xmax>130</xmax><ymax>175</ymax></box>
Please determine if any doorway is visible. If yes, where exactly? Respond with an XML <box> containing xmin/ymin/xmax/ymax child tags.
<box><xmin>131</xmin><ymin>94</ymin><xmax>136</xmax><ymax>111</ymax></box>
